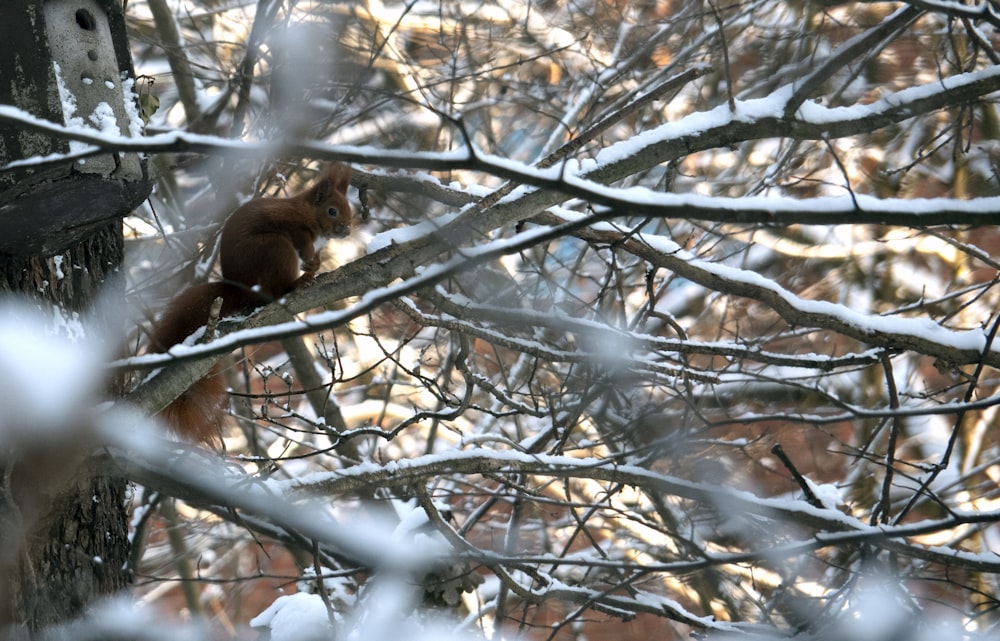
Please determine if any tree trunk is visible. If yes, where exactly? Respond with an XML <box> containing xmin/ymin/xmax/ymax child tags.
<box><xmin>0</xmin><ymin>220</ymin><xmax>131</xmax><ymax>637</ymax></box>
<box><xmin>0</xmin><ymin>0</ymin><xmax>147</xmax><ymax>630</ymax></box>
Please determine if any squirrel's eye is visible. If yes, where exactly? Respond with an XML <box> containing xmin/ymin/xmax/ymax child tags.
<box><xmin>327</xmin><ymin>207</ymin><xmax>338</xmax><ymax>217</ymax></box>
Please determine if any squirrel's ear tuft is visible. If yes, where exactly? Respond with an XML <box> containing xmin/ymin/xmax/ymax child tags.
<box><xmin>311</xmin><ymin>164</ymin><xmax>351</xmax><ymax>203</ymax></box>
<box><xmin>331</xmin><ymin>163</ymin><xmax>352</xmax><ymax>193</ymax></box>
<box><xmin>312</xmin><ymin>174</ymin><xmax>334</xmax><ymax>203</ymax></box>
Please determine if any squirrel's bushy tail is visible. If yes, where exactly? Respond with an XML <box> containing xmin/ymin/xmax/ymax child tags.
<box><xmin>150</xmin><ymin>282</ymin><xmax>260</xmax><ymax>446</ymax></box>
<box><xmin>159</xmin><ymin>369</ymin><xmax>228</xmax><ymax>447</ymax></box>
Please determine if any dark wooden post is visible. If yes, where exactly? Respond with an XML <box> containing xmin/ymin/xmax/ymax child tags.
<box><xmin>0</xmin><ymin>0</ymin><xmax>152</xmax><ymax>635</ymax></box>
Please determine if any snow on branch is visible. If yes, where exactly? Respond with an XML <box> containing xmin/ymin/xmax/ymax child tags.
<box><xmin>539</xmin><ymin>210</ymin><xmax>1000</xmax><ymax>368</ymax></box>
<box><xmin>266</xmin><ymin>448</ymin><xmax>1000</xmax><ymax>573</ymax></box>
<box><xmin>111</xmin><ymin>438</ymin><xmax>1000</xmax><ymax>601</ymax></box>
<box><xmin>4</xmin><ymin>64</ymin><xmax>1000</xmax><ymax>228</ymax></box>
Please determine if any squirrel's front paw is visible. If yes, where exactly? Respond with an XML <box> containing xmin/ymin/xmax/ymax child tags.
<box><xmin>295</xmin><ymin>272</ymin><xmax>318</xmax><ymax>288</ymax></box>
<box><xmin>302</xmin><ymin>256</ymin><xmax>321</xmax><ymax>273</ymax></box>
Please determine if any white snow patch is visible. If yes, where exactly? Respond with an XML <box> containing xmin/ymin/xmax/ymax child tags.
<box><xmin>0</xmin><ymin>302</ymin><xmax>102</xmax><ymax>439</ymax></box>
<box><xmin>51</xmin><ymin>62</ymin><xmax>89</xmax><ymax>155</ymax></box>
<box><xmin>88</xmin><ymin>102</ymin><xmax>121</xmax><ymax>137</ymax></box>
<box><xmin>250</xmin><ymin>592</ymin><xmax>333</xmax><ymax>641</ymax></box>
<box><xmin>120</xmin><ymin>75</ymin><xmax>146</xmax><ymax>138</ymax></box>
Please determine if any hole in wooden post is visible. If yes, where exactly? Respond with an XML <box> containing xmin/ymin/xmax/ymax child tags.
<box><xmin>75</xmin><ymin>8</ymin><xmax>97</xmax><ymax>30</ymax></box>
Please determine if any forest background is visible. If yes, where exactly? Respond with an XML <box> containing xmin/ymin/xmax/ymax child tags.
<box><xmin>6</xmin><ymin>0</ymin><xmax>1000</xmax><ymax>639</ymax></box>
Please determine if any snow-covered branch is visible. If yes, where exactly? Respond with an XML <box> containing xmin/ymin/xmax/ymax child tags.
<box><xmin>6</xmin><ymin>64</ymin><xmax>1000</xmax><ymax>226</ymax></box>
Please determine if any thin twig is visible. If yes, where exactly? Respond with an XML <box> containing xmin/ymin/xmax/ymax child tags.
<box><xmin>874</xmin><ymin>352</ymin><xmax>902</xmax><ymax>525</ymax></box>
<box><xmin>709</xmin><ymin>1</ymin><xmax>736</xmax><ymax>113</ymax></box>
<box><xmin>771</xmin><ymin>443</ymin><xmax>823</xmax><ymax>509</ymax></box>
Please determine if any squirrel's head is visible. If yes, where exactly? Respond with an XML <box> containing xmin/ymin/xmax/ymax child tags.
<box><xmin>309</xmin><ymin>163</ymin><xmax>353</xmax><ymax>239</ymax></box>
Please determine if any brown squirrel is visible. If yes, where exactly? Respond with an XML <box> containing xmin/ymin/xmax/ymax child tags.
<box><xmin>149</xmin><ymin>163</ymin><xmax>354</xmax><ymax>446</ymax></box>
